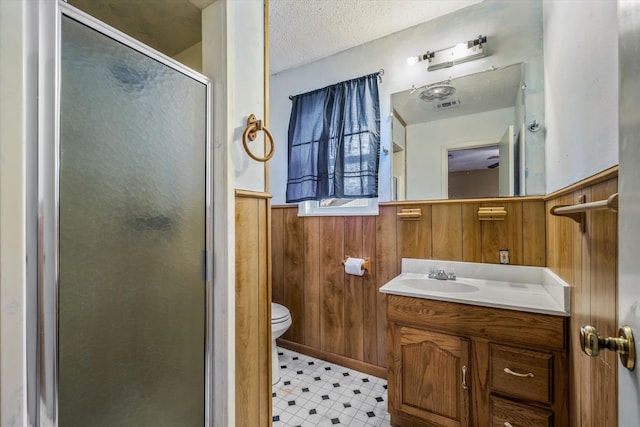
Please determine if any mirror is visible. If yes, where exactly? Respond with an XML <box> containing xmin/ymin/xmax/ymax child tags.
<box><xmin>267</xmin><ymin>0</ymin><xmax>545</xmax><ymax>204</ymax></box>
<box><xmin>391</xmin><ymin>63</ymin><xmax>526</xmax><ymax>200</ymax></box>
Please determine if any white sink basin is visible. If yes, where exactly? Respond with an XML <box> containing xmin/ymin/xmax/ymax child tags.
<box><xmin>379</xmin><ymin>260</ymin><xmax>571</xmax><ymax>316</ymax></box>
<box><xmin>397</xmin><ymin>277</ymin><xmax>478</xmax><ymax>293</ymax></box>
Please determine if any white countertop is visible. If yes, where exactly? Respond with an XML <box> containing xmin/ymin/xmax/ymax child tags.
<box><xmin>379</xmin><ymin>259</ymin><xmax>570</xmax><ymax>317</ymax></box>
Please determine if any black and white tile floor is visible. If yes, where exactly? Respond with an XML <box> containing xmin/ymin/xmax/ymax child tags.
<box><xmin>272</xmin><ymin>348</ymin><xmax>391</xmax><ymax>426</ymax></box>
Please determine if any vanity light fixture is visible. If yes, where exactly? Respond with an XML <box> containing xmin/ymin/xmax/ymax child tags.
<box><xmin>407</xmin><ymin>35</ymin><xmax>488</xmax><ymax>71</ymax></box>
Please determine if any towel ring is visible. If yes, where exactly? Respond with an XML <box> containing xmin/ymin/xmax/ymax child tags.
<box><xmin>242</xmin><ymin>114</ymin><xmax>275</xmax><ymax>162</ymax></box>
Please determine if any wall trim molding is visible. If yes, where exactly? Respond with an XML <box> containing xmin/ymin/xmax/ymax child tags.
<box><xmin>271</xmin><ymin>195</ymin><xmax>544</xmax><ymax>209</ymax></box>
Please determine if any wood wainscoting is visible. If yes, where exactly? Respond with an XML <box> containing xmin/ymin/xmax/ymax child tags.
<box><xmin>235</xmin><ymin>190</ymin><xmax>272</xmax><ymax>427</ymax></box>
<box><xmin>545</xmin><ymin>167</ymin><xmax>618</xmax><ymax>427</ymax></box>
<box><xmin>271</xmin><ymin>197</ymin><xmax>546</xmax><ymax>375</ymax></box>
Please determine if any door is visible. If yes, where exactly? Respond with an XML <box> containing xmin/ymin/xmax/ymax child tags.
<box><xmin>498</xmin><ymin>125</ymin><xmax>514</xmax><ymax>197</ymax></box>
<box><xmin>618</xmin><ymin>0</ymin><xmax>640</xmax><ymax>422</ymax></box>
<box><xmin>38</xmin><ymin>4</ymin><xmax>212</xmax><ymax>426</ymax></box>
<box><xmin>390</xmin><ymin>324</ymin><xmax>470</xmax><ymax>426</ymax></box>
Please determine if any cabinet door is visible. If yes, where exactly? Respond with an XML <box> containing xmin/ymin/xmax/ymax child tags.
<box><xmin>389</xmin><ymin>324</ymin><xmax>470</xmax><ymax>426</ymax></box>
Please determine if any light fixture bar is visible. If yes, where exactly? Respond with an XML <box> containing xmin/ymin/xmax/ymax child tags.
<box><xmin>407</xmin><ymin>35</ymin><xmax>487</xmax><ymax>71</ymax></box>
<box><xmin>428</xmin><ymin>35</ymin><xmax>487</xmax><ymax>71</ymax></box>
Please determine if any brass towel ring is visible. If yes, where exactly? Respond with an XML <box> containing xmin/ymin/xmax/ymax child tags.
<box><xmin>242</xmin><ymin>114</ymin><xmax>275</xmax><ymax>162</ymax></box>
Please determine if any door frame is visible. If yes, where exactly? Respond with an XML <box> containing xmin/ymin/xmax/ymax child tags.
<box><xmin>29</xmin><ymin>2</ymin><xmax>217</xmax><ymax>426</ymax></box>
<box><xmin>618</xmin><ymin>0</ymin><xmax>640</xmax><ymax>423</ymax></box>
<box><xmin>440</xmin><ymin>138</ymin><xmax>501</xmax><ymax>198</ymax></box>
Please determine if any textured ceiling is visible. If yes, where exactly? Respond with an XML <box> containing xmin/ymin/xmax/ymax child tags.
<box><xmin>392</xmin><ymin>64</ymin><xmax>522</xmax><ymax>172</ymax></box>
<box><xmin>268</xmin><ymin>0</ymin><xmax>483</xmax><ymax>74</ymax></box>
<box><xmin>391</xmin><ymin>63</ymin><xmax>523</xmax><ymax>126</ymax></box>
<box><xmin>68</xmin><ymin>0</ymin><xmax>482</xmax><ymax>73</ymax></box>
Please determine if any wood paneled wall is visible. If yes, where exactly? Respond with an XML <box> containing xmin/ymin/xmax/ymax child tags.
<box><xmin>545</xmin><ymin>169</ymin><xmax>618</xmax><ymax>427</ymax></box>
<box><xmin>235</xmin><ymin>191</ymin><xmax>271</xmax><ymax>427</ymax></box>
<box><xmin>271</xmin><ymin>198</ymin><xmax>546</xmax><ymax>375</ymax></box>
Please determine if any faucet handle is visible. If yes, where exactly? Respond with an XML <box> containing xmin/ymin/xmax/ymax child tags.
<box><xmin>447</xmin><ymin>268</ymin><xmax>456</xmax><ymax>280</ymax></box>
<box><xmin>428</xmin><ymin>266</ymin><xmax>437</xmax><ymax>278</ymax></box>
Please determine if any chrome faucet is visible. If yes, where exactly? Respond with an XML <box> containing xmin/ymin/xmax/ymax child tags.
<box><xmin>428</xmin><ymin>268</ymin><xmax>456</xmax><ymax>280</ymax></box>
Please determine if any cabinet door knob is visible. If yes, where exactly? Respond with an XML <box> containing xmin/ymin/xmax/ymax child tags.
<box><xmin>461</xmin><ymin>365</ymin><xmax>468</xmax><ymax>390</ymax></box>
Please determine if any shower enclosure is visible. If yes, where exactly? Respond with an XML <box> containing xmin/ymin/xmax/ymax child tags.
<box><xmin>32</xmin><ymin>3</ymin><xmax>213</xmax><ymax>426</ymax></box>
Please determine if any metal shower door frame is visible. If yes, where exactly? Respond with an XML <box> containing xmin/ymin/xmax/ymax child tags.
<box><xmin>30</xmin><ymin>2</ymin><xmax>215</xmax><ymax>426</ymax></box>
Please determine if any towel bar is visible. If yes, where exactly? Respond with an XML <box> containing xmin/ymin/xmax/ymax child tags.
<box><xmin>550</xmin><ymin>193</ymin><xmax>618</xmax><ymax>232</ymax></box>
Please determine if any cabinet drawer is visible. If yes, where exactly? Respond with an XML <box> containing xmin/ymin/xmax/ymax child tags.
<box><xmin>490</xmin><ymin>396</ymin><xmax>552</xmax><ymax>427</ymax></box>
<box><xmin>490</xmin><ymin>344</ymin><xmax>552</xmax><ymax>404</ymax></box>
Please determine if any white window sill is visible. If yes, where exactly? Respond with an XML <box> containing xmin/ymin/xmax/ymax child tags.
<box><xmin>297</xmin><ymin>198</ymin><xmax>379</xmax><ymax>217</ymax></box>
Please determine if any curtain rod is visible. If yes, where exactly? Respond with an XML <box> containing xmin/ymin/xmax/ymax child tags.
<box><xmin>288</xmin><ymin>69</ymin><xmax>384</xmax><ymax>100</ymax></box>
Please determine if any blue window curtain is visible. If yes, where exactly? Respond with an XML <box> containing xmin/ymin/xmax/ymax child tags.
<box><xmin>286</xmin><ymin>73</ymin><xmax>380</xmax><ymax>203</ymax></box>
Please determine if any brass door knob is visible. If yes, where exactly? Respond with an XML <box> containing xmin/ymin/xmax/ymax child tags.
<box><xmin>580</xmin><ymin>325</ymin><xmax>636</xmax><ymax>371</ymax></box>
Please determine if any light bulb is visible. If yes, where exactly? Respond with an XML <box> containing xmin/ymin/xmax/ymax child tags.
<box><xmin>452</xmin><ymin>43</ymin><xmax>469</xmax><ymax>58</ymax></box>
<box><xmin>407</xmin><ymin>56</ymin><xmax>420</xmax><ymax>66</ymax></box>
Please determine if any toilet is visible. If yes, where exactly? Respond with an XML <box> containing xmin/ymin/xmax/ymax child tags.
<box><xmin>271</xmin><ymin>302</ymin><xmax>292</xmax><ymax>384</ymax></box>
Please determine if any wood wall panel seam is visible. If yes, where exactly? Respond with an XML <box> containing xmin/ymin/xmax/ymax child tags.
<box><xmin>303</xmin><ymin>217</ymin><xmax>321</xmax><ymax>348</ymax></box>
<box><xmin>344</xmin><ymin>216</ymin><xmax>365</xmax><ymax>361</ymax></box>
<box><xmin>362</xmin><ymin>216</ymin><xmax>378</xmax><ymax>365</ymax></box>
<box><xmin>283</xmin><ymin>208</ymin><xmax>304</xmax><ymax>343</ymax></box>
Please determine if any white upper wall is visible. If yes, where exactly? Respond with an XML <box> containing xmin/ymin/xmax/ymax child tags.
<box><xmin>543</xmin><ymin>0</ymin><xmax>618</xmax><ymax>194</ymax></box>
<box><xmin>231</xmin><ymin>0</ymin><xmax>266</xmax><ymax>192</ymax></box>
<box><xmin>269</xmin><ymin>0</ymin><xmax>544</xmax><ymax>204</ymax></box>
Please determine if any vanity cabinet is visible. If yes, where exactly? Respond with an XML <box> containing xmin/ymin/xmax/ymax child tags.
<box><xmin>387</xmin><ymin>295</ymin><xmax>568</xmax><ymax>427</ymax></box>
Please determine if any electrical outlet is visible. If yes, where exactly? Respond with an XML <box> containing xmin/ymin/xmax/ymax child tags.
<box><xmin>499</xmin><ymin>249</ymin><xmax>510</xmax><ymax>264</ymax></box>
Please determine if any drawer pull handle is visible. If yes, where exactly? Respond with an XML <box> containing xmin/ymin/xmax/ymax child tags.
<box><xmin>504</xmin><ymin>423</ymin><xmax>514</xmax><ymax>427</ymax></box>
<box><xmin>503</xmin><ymin>367</ymin><xmax>535</xmax><ymax>378</ymax></box>
<box><xmin>461</xmin><ymin>365</ymin><xmax>468</xmax><ymax>390</ymax></box>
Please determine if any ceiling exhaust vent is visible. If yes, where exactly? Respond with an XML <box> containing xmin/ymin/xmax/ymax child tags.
<box><xmin>433</xmin><ymin>99</ymin><xmax>462</xmax><ymax>110</ymax></box>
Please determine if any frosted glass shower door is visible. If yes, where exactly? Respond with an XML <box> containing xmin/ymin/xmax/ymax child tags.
<box><xmin>58</xmin><ymin>15</ymin><xmax>208</xmax><ymax>427</ymax></box>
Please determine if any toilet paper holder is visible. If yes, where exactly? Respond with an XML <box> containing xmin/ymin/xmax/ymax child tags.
<box><xmin>341</xmin><ymin>256</ymin><xmax>370</xmax><ymax>274</ymax></box>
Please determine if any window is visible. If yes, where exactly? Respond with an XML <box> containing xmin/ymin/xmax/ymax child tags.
<box><xmin>286</xmin><ymin>73</ymin><xmax>381</xmax><ymax>216</ymax></box>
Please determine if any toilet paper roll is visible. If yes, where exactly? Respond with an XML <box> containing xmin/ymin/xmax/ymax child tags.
<box><xmin>344</xmin><ymin>257</ymin><xmax>365</xmax><ymax>276</ymax></box>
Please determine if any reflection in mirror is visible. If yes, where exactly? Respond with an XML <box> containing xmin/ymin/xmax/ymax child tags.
<box><xmin>445</xmin><ymin>124</ymin><xmax>516</xmax><ymax>199</ymax></box>
<box><xmin>447</xmin><ymin>145</ymin><xmax>501</xmax><ymax>199</ymax></box>
<box><xmin>392</xmin><ymin>63</ymin><xmax>525</xmax><ymax>200</ymax></box>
